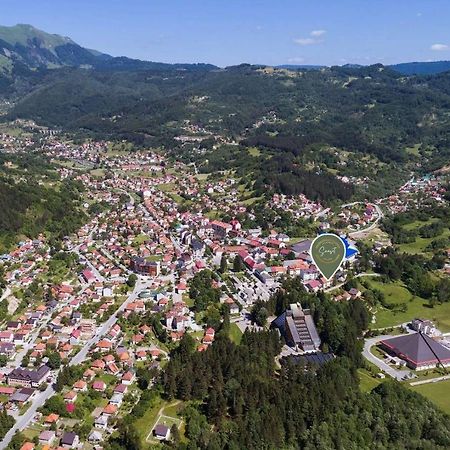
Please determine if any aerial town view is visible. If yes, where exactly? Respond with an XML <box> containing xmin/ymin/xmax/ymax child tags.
<box><xmin>0</xmin><ymin>1</ymin><xmax>450</xmax><ymax>450</ymax></box>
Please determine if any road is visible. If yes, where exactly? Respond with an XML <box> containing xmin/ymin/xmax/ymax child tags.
<box><xmin>324</xmin><ymin>272</ymin><xmax>381</xmax><ymax>293</ymax></box>
<box><xmin>0</xmin><ymin>287</ymin><xmax>11</xmax><ymax>302</ymax></box>
<box><xmin>70</xmin><ymin>277</ymin><xmax>148</xmax><ymax>366</ymax></box>
<box><xmin>0</xmin><ymin>277</ymin><xmax>148</xmax><ymax>450</ymax></box>
<box><xmin>362</xmin><ymin>335</ymin><xmax>411</xmax><ymax>381</ymax></box>
<box><xmin>343</xmin><ymin>202</ymin><xmax>384</xmax><ymax>239</ymax></box>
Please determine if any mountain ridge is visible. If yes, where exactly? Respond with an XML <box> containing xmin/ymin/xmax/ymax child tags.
<box><xmin>0</xmin><ymin>24</ymin><xmax>217</xmax><ymax>73</ymax></box>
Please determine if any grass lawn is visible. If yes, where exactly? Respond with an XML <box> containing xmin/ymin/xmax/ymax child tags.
<box><xmin>190</xmin><ymin>330</ymin><xmax>204</xmax><ymax>342</ymax></box>
<box><xmin>358</xmin><ymin>369</ymin><xmax>382</xmax><ymax>393</ymax></box>
<box><xmin>205</xmin><ymin>210</ymin><xmax>220</xmax><ymax>220</ymax></box>
<box><xmin>157</xmin><ymin>182</ymin><xmax>176</xmax><ymax>193</ymax></box>
<box><xmin>156</xmin><ymin>415</ymin><xmax>182</xmax><ymax>430</ymax></box>
<box><xmin>133</xmin><ymin>234</ymin><xmax>148</xmax><ymax>245</ymax></box>
<box><xmin>170</xmin><ymin>193</ymin><xmax>184</xmax><ymax>203</ymax></box>
<box><xmin>134</xmin><ymin>396</ymin><xmax>164</xmax><ymax>445</ymax></box>
<box><xmin>229</xmin><ymin>323</ymin><xmax>243</xmax><ymax>344</ymax></box>
<box><xmin>242</xmin><ymin>195</ymin><xmax>263</xmax><ymax>205</ymax></box>
<box><xmin>90</xmin><ymin>168</ymin><xmax>106</xmax><ymax>177</ymax></box>
<box><xmin>289</xmin><ymin>237</ymin><xmax>310</xmax><ymax>244</ymax></box>
<box><xmin>21</xmin><ymin>425</ymin><xmax>43</xmax><ymax>441</ymax></box>
<box><xmin>134</xmin><ymin>398</ymin><xmax>184</xmax><ymax>445</ymax></box>
<box><xmin>410</xmin><ymin>380</ymin><xmax>450</xmax><ymax>414</ymax></box>
<box><xmin>248</xmin><ymin>147</ymin><xmax>261</xmax><ymax>157</ymax></box>
<box><xmin>397</xmin><ymin>228</ymin><xmax>450</xmax><ymax>255</ymax></box>
<box><xmin>402</xmin><ymin>218</ymin><xmax>437</xmax><ymax>231</ymax></box>
<box><xmin>405</xmin><ymin>144</ymin><xmax>421</xmax><ymax>156</ymax></box>
<box><xmin>367</xmin><ymin>280</ymin><xmax>450</xmax><ymax>331</ymax></box>
<box><xmin>146</xmin><ymin>255</ymin><xmax>162</xmax><ymax>262</ymax></box>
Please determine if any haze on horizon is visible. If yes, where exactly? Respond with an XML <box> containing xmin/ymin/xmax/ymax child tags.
<box><xmin>2</xmin><ymin>0</ymin><xmax>450</xmax><ymax>67</ymax></box>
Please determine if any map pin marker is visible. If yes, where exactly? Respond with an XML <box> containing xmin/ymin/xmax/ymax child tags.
<box><xmin>310</xmin><ymin>233</ymin><xmax>346</xmax><ymax>280</ymax></box>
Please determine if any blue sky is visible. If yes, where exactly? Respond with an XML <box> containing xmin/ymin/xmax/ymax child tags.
<box><xmin>2</xmin><ymin>0</ymin><xmax>450</xmax><ymax>67</ymax></box>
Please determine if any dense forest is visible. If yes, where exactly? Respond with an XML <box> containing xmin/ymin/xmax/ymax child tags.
<box><xmin>2</xmin><ymin>64</ymin><xmax>450</xmax><ymax>161</ymax></box>
<box><xmin>106</xmin><ymin>278</ymin><xmax>450</xmax><ymax>450</ymax></box>
<box><xmin>2</xmin><ymin>63</ymin><xmax>450</xmax><ymax>201</ymax></box>
<box><xmin>0</xmin><ymin>155</ymin><xmax>86</xmax><ymax>252</ymax></box>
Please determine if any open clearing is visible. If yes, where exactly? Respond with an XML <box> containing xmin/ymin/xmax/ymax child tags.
<box><xmin>409</xmin><ymin>380</ymin><xmax>450</xmax><ymax>415</ymax></box>
<box><xmin>367</xmin><ymin>280</ymin><xmax>450</xmax><ymax>331</ymax></box>
<box><xmin>145</xmin><ymin>400</ymin><xmax>183</xmax><ymax>443</ymax></box>
<box><xmin>397</xmin><ymin>228</ymin><xmax>450</xmax><ymax>255</ymax></box>
<box><xmin>229</xmin><ymin>322</ymin><xmax>243</xmax><ymax>344</ymax></box>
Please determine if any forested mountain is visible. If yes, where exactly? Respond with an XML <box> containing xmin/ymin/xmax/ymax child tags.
<box><xmin>0</xmin><ymin>154</ymin><xmax>86</xmax><ymax>252</ymax></box>
<box><xmin>0</xmin><ymin>24</ymin><xmax>109</xmax><ymax>71</ymax></box>
<box><xmin>3</xmin><ymin>63</ymin><xmax>450</xmax><ymax>155</ymax></box>
<box><xmin>390</xmin><ymin>60</ymin><xmax>450</xmax><ymax>75</ymax></box>
<box><xmin>0</xmin><ymin>24</ymin><xmax>216</xmax><ymax>74</ymax></box>
<box><xmin>2</xmin><ymin>25</ymin><xmax>450</xmax><ymax>204</ymax></box>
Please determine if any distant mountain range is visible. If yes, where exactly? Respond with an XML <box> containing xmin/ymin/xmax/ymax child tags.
<box><xmin>389</xmin><ymin>60</ymin><xmax>450</xmax><ymax>75</ymax></box>
<box><xmin>277</xmin><ymin>62</ymin><xmax>450</xmax><ymax>75</ymax></box>
<box><xmin>0</xmin><ymin>24</ymin><xmax>450</xmax><ymax>76</ymax></box>
<box><xmin>0</xmin><ymin>24</ymin><xmax>216</xmax><ymax>73</ymax></box>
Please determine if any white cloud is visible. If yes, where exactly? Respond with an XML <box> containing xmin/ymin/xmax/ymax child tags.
<box><xmin>294</xmin><ymin>29</ymin><xmax>326</xmax><ymax>46</ymax></box>
<box><xmin>294</xmin><ymin>37</ymin><xmax>316</xmax><ymax>46</ymax></box>
<box><xmin>431</xmin><ymin>43</ymin><xmax>449</xmax><ymax>51</ymax></box>
<box><xmin>287</xmin><ymin>57</ymin><xmax>305</xmax><ymax>64</ymax></box>
<box><xmin>310</xmin><ymin>30</ymin><xmax>326</xmax><ymax>37</ymax></box>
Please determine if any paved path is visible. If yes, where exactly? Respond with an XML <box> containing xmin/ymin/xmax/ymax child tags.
<box><xmin>324</xmin><ymin>272</ymin><xmax>381</xmax><ymax>293</ymax></box>
<box><xmin>344</xmin><ymin>202</ymin><xmax>384</xmax><ymax>239</ymax></box>
<box><xmin>409</xmin><ymin>374</ymin><xmax>450</xmax><ymax>386</ymax></box>
<box><xmin>362</xmin><ymin>335</ymin><xmax>411</xmax><ymax>381</ymax></box>
<box><xmin>0</xmin><ymin>287</ymin><xmax>11</xmax><ymax>302</ymax></box>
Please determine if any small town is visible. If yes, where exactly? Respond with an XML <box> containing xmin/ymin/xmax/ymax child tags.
<box><xmin>0</xmin><ymin>124</ymin><xmax>450</xmax><ymax>450</ymax></box>
<box><xmin>1</xmin><ymin>4</ymin><xmax>450</xmax><ymax>447</ymax></box>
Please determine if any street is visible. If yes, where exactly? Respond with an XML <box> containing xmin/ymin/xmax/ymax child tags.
<box><xmin>362</xmin><ymin>335</ymin><xmax>411</xmax><ymax>381</ymax></box>
<box><xmin>0</xmin><ymin>277</ymin><xmax>148</xmax><ymax>450</ymax></box>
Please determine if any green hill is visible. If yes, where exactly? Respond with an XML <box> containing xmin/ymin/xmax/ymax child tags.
<box><xmin>0</xmin><ymin>23</ymin><xmax>74</xmax><ymax>51</ymax></box>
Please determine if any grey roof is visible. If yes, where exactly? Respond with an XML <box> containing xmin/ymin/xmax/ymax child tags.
<box><xmin>154</xmin><ymin>424</ymin><xmax>170</xmax><ymax>437</ymax></box>
<box><xmin>380</xmin><ymin>333</ymin><xmax>450</xmax><ymax>365</ymax></box>
<box><xmin>291</xmin><ymin>240</ymin><xmax>312</xmax><ymax>254</ymax></box>
<box><xmin>10</xmin><ymin>388</ymin><xmax>34</xmax><ymax>402</ymax></box>
<box><xmin>61</xmin><ymin>432</ymin><xmax>77</xmax><ymax>445</ymax></box>
<box><xmin>39</xmin><ymin>430</ymin><xmax>55</xmax><ymax>440</ymax></box>
<box><xmin>0</xmin><ymin>342</ymin><xmax>15</xmax><ymax>354</ymax></box>
<box><xmin>8</xmin><ymin>365</ymin><xmax>50</xmax><ymax>383</ymax></box>
<box><xmin>275</xmin><ymin>304</ymin><xmax>321</xmax><ymax>352</ymax></box>
<box><xmin>89</xmin><ymin>430</ymin><xmax>103</xmax><ymax>441</ymax></box>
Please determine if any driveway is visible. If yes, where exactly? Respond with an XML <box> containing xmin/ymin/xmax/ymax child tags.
<box><xmin>362</xmin><ymin>335</ymin><xmax>411</xmax><ymax>381</ymax></box>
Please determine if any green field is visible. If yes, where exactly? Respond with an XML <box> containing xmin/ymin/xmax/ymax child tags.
<box><xmin>133</xmin><ymin>234</ymin><xmax>148</xmax><ymax>244</ymax></box>
<box><xmin>134</xmin><ymin>398</ymin><xmax>183</xmax><ymax>445</ymax></box>
<box><xmin>398</xmin><ymin>228</ymin><xmax>450</xmax><ymax>255</ymax></box>
<box><xmin>410</xmin><ymin>380</ymin><xmax>450</xmax><ymax>415</ymax></box>
<box><xmin>157</xmin><ymin>182</ymin><xmax>176</xmax><ymax>193</ymax></box>
<box><xmin>358</xmin><ymin>369</ymin><xmax>382</xmax><ymax>393</ymax></box>
<box><xmin>248</xmin><ymin>147</ymin><xmax>261</xmax><ymax>157</ymax></box>
<box><xmin>405</xmin><ymin>144</ymin><xmax>421</xmax><ymax>156</ymax></box>
<box><xmin>402</xmin><ymin>218</ymin><xmax>438</xmax><ymax>231</ymax></box>
<box><xmin>90</xmin><ymin>168</ymin><xmax>106</xmax><ymax>177</ymax></box>
<box><xmin>134</xmin><ymin>397</ymin><xmax>164</xmax><ymax>445</ymax></box>
<box><xmin>368</xmin><ymin>280</ymin><xmax>450</xmax><ymax>331</ymax></box>
<box><xmin>229</xmin><ymin>323</ymin><xmax>243</xmax><ymax>344</ymax></box>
